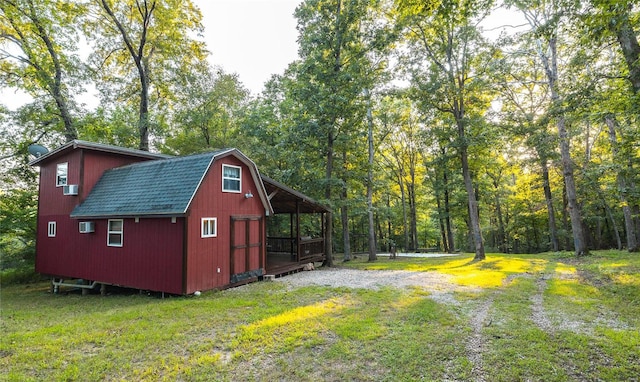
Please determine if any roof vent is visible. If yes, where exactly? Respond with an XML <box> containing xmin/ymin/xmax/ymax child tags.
<box><xmin>63</xmin><ymin>184</ymin><xmax>78</xmax><ymax>195</ymax></box>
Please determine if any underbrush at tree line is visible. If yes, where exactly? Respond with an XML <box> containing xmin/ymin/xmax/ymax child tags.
<box><xmin>1</xmin><ymin>251</ymin><xmax>638</xmax><ymax>381</ymax></box>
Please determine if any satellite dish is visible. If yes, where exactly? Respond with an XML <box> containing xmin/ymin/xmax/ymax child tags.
<box><xmin>28</xmin><ymin>144</ymin><xmax>49</xmax><ymax>158</ymax></box>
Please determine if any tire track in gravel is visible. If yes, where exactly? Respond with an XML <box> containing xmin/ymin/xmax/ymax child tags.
<box><xmin>466</xmin><ymin>294</ymin><xmax>493</xmax><ymax>382</ymax></box>
<box><xmin>531</xmin><ymin>276</ymin><xmax>553</xmax><ymax>333</ymax></box>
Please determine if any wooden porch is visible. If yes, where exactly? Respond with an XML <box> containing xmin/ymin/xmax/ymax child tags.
<box><xmin>261</xmin><ymin>175</ymin><xmax>329</xmax><ymax>277</ymax></box>
<box><xmin>266</xmin><ymin>237</ymin><xmax>325</xmax><ymax>276</ymax></box>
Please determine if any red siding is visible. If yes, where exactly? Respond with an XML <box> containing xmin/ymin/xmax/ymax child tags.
<box><xmin>34</xmin><ymin>146</ymin><xmax>268</xmax><ymax>294</ymax></box>
<box><xmin>36</xmin><ymin>149</ymin><xmax>152</xmax><ymax>216</ymax></box>
<box><xmin>80</xmin><ymin>150</ymin><xmax>152</xmax><ymax>201</ymax></box>
<box><xmin>36</xmin><ymin>217</ymin><xmax>184</xmax><ymax>294</ymax></box>
<box><xmin>37</xmin><ymin>149</ymin><xmax>82</xmax><ymax>217</ymax></box>
<box><xmin>185</xmin><ymin>155</ymin><xmax>266</xmax><ymax>293</ymax></box>
<box><xmin>34</xmin><ymin>147</ymin><xmax>176</xmax><ymax>292</ymax></box>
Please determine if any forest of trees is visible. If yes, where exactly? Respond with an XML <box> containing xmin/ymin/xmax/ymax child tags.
<box><xmin>1</xmin><ymin>0</ymin><xmax>639</xmax><ymax>270</ymax></box>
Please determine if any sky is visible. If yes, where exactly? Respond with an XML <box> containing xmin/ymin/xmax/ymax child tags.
<box><xmin>194</xmin><ymin>0</ymin><xmax>303</xmax><ymax>94</ymax></box>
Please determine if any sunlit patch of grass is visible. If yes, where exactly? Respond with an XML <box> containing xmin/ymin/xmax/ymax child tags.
<box><xmin>547</xmin><ymin>278</ymin><xmax>600</xmax><ymax>298</ymax></box>
<box><xmin>390</xmin><ymin>289</ymin><xmax>426</xmax><ymax>310</ymax></box>
<box><xmin>232</xmin><ymin>297</ymin><xmax>350</xmax><ymax>356</ymax></box>
<box><xmin>344</xmin><ymin>253</ymin><xmax>547</xmax><ymax>288</ymax></box>
<box><xmin>554</xmin><ymin>263</ymin><xmax>577</xmax><ymax>276</ymax></box>
<box><xmin>441</xmin><ymin>256</ymin><xmax>546</xmax><ymax>285</ymax></box>
<box><xmin>613</xmin><ymin>273</ymin><xmax>640</xmax><ymax>285</ymax></box>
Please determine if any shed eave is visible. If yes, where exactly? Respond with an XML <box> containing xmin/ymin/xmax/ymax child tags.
<box><xmin>29</xmin><ymin>139</ymin><xmax>171</xmax><ymax>166</ymax></box>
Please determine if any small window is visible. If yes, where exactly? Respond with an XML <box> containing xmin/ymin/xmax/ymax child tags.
<box><xmin>107</xmin><ymin>219</ymin><xmax>123</xmax><ymax>247</ymax></box>
<box><xmin>222</xmin><ymin>164</ymin><xmax>241</xmax><ymax>193</ymax></box>
<box><xmin>56</xmin><ymin>163</ymin><xmax>68</xmax><ymax>186</ymax></box>
<box><xmin>201</xmin><ymin>218</ymin><xmax>217</xmax><ymax>238</ymax></box>
<box><xmin>47</xmin><ymin>221</ymin><xmax>56</xmax><ymax>237</ymax></box>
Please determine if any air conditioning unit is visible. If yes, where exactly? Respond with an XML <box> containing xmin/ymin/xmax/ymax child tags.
<box><xmin>63</xmin><ymin>184</ymin><xmax>78</xmax><ymax>195</ymax></box>
<box><xmin>79</xmin><ymin>221</ymin><xmax>95</xmax><ymax>233</ymax></box>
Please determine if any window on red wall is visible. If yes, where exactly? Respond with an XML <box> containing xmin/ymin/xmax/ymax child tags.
<box><xmin>47</xmin><ymin>221</ymin><xmax>56</xmax><ymax>237</ymax></box>
<box><xmin>201</xmin><ymin>218</ymin><xmax>217</xmax><ymax>238</ymax></box>
<box><xmin>107</xmin><ymin>219</ymin><xmax>123</xmax><ymax>247</ymax></box>
<box><xmin>56</xmin><ymin>163</ymin><xmax>68</xmax><ymax>186</ymax></box>
<box><xmin>222</xmin><ymin>164</ymin><xmax>241</xmax><ymax>192</ymax></box>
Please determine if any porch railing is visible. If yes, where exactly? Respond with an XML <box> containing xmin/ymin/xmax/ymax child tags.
<box><xmin>267</xmin><ymin>236</ymin><xmax>325</xmax><ymax>262</ymax></box>
<box><xmin>298</xmin><ymin>238</ymin><xmax>324</xmax><ymax>262</ymax></box>
<box><xmin>267</xmin><ymin>236</ymin><xmax>296</xmax><ymax>254</ymax></box>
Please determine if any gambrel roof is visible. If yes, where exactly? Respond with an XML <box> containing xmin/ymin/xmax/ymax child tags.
<box><xmin>71</xmin><ymin>149</ymin><xmax>273</xmax><ymax>218</ymax></box>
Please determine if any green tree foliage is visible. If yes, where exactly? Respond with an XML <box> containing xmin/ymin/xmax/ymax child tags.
<box><xmin>290</xmin><ymin>0</ymin><xmax>375</xmax><ymax>265</ymax></box>
<box><xmin>0</xmin><ymin>0</ymin><xmax>85</xmax><ymax>140</ymax></box>
<box><xmin>580</xmin><ymin>0</ymin><xmax>640</xmax><ymax>251</ymax></box>
<box><xmin>506</xmin><ymin>0</ymin><xmax>591</xmax><ymax>256</ymax></box>
<box><xmin>397</xmin><ymin>0</ymin><xmax>497</xmax><ymax>260</ymax></box>
<box><xmin>85</xmin><ymin>0</ymin><xmax>208</xmax><ymax>150</ymax></box>
<box><xmin>163</xmin><ymin>67</ymin><xmax>250</xmax><ymax>155</ymax></box>
<box><xmin>493</xmin><ymin>31</ymin><xmax>563</xmax><ymax>252</ymax></box>
<box><xmin>0</xmin><ymin>112</ymin><xmax>39</xmax><ymax>270</ymax></box>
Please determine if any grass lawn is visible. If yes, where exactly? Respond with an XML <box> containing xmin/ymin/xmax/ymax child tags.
<box><xmin>1</xmin><ymin>250</ymin><xmax>639</xmax><ymax>381</ymax></box>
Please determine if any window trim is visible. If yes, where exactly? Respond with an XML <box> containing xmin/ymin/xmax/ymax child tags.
<box><xmin>201</xmin><ymin>217</ymin><xmax>217</xmax><ymax>238</ymax></box>
<box><xmin>56</xmin><ymin>162</ymin><xmax>68</xmax><ymax>187</ymax></box>
<box><xmin>222</xmin><ymin>164</ymin><xmax>242</xmax><ymax>193</ymax></box>
<box><xmin>47</xmin><ymin>221</ymin><xmax>56</xmax><ymax>237</ymax></box>
<box><xmin>107</xmin><ymin>219</ymin><xmax>124</xmax><ymax>247</ymax></box>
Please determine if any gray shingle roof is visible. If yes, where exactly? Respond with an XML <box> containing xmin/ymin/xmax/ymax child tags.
<box><xmin>71</xmin><ymin>150</ymin><xmax>229</xmax><ymax>218</ymax></box>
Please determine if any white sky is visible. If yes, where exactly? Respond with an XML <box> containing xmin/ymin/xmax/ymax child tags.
<box><xmin>194</xmin><ymin>0</ymin><xmax>303</xmax><ymax>94</ymax></box>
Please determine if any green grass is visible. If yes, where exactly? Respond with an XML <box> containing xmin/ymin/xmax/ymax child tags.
<box><xmin>1</xmin><ymin>250</ymin><xmax>639</xmax><ymax>381</ymax></box>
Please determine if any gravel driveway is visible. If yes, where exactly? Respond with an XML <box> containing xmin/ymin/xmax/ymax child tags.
<box><xmin>273</xmin><ymin>267</ymin><xmax>478</xmax><ymax>302</ymax></box>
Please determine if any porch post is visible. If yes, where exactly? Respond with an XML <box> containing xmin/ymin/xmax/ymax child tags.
<box><xmin>290</xmin><ymin>212</ymin><xmax>294</xmax><ymax>259</ymax></box>
<box><xmin>322</xmin><ymin>212</ymin><xmax>326</xmax><ymax>259</ymax></box>
<box><xmin>296</xmin><ymin>200</ymin><xmax>301</xmax><ymax>262</ymax></box>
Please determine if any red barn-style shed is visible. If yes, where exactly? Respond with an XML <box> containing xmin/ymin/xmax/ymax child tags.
<box><xmin>31</xmin><ymin>140</ymin><xmax>326</xmax><ymax>295</ymax></box>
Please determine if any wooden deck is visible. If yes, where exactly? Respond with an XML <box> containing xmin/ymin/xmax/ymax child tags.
<box><xmin>265</xmin><ymin>236</ymin><xmax>325</xmax><ymax>277</ymax></box>
<box><xmin>265</xmin><ymin>252</ymin><xmax>324</xmax><ymax>277</ymax></box>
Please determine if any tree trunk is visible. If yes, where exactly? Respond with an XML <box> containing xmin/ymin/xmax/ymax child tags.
<box><xmin>495</xmin><ymin>187</ymin><xmax>506</xmax><ymax>253</ymax></box>
<box><xmin>443</xmin><ymin>168</ymin><xmax>455</xmax><ymax>252</ymax></box>
<box><xmin>138</xmin><ymin>65</ymin><xmax>150</xmax><ymax>151</ymax></box>
<box><xmin>561</xmin><ymin>182</ymin><xmax>572</xmax><ymax>251</ymax></box>
<box><xmin>398</xmin><ymin>173</ymin><xmax>409</xmax><ymax>251</ymax></box>
<box><xmin>611</xmin><ymin>10</ymin><xmax>640</xmax><ymax>94</ymax></box>
<box><xmin>558</xmin><ymin>115</ymin><xmax>588</xmax><ymax>256</ymax></box>
<box><xmin>605</xmin><ymin>115</ymin><xmax>639</xmax><ymax>251</ymax></box>
<box><xmin>340</xmin><ymin>190</ymin><xmax>351</xmax><ymax>261</ymax></box>
<box><xmin>436</xmin><ymin>192</ymin><xmax>449</xmax><ymax>252</ymax></box>
<box><xmin>386</xmin><ymin>194</ymin><xmax>393</xmax><ymax>250</ymax></box>
<box><xmin>408</xmin><ymin>170</ymin><xmax>418</xmax><ymax>251</ymax></box>
<box><xmin>27</xmin><ymin>0</ymin><xmax>76</xmax><ymax>141</ymax></box>
<box><xmin>323</xmin><ymin>129</ymin><xmax>335</xmax><ymax>267</ymax></box>
<box><xmin>602</xmin><ymin>199</ymin><xmax>623</xmax><ymax>250</ymax></box>
<box><xmin>538</xmin><ymin>32</ymin><xmax>588</xmax><ymax>256</ymax></box>
<box><xmin>366</xmin><ymin>90</ymin><xmax>377</xmax><ymax>261</ymax></box>
<box><xmin>341</xmin><ymin>150</ymin><xmax>351</xmax><ymax>261</ymax></box>
<box><xmin>540</xmin><ymin>156</ymin><xmax>560</xmax><ymax>251</ymax></box>
<box><xmin>459</xmin><ymin>130</ymin><xmax>485</xmax><ymax>260</ymax></box>
<box><xmin>99</xmin><ymin>0</ymin><xmax>153</xmax><ymax>150</ymax></box>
